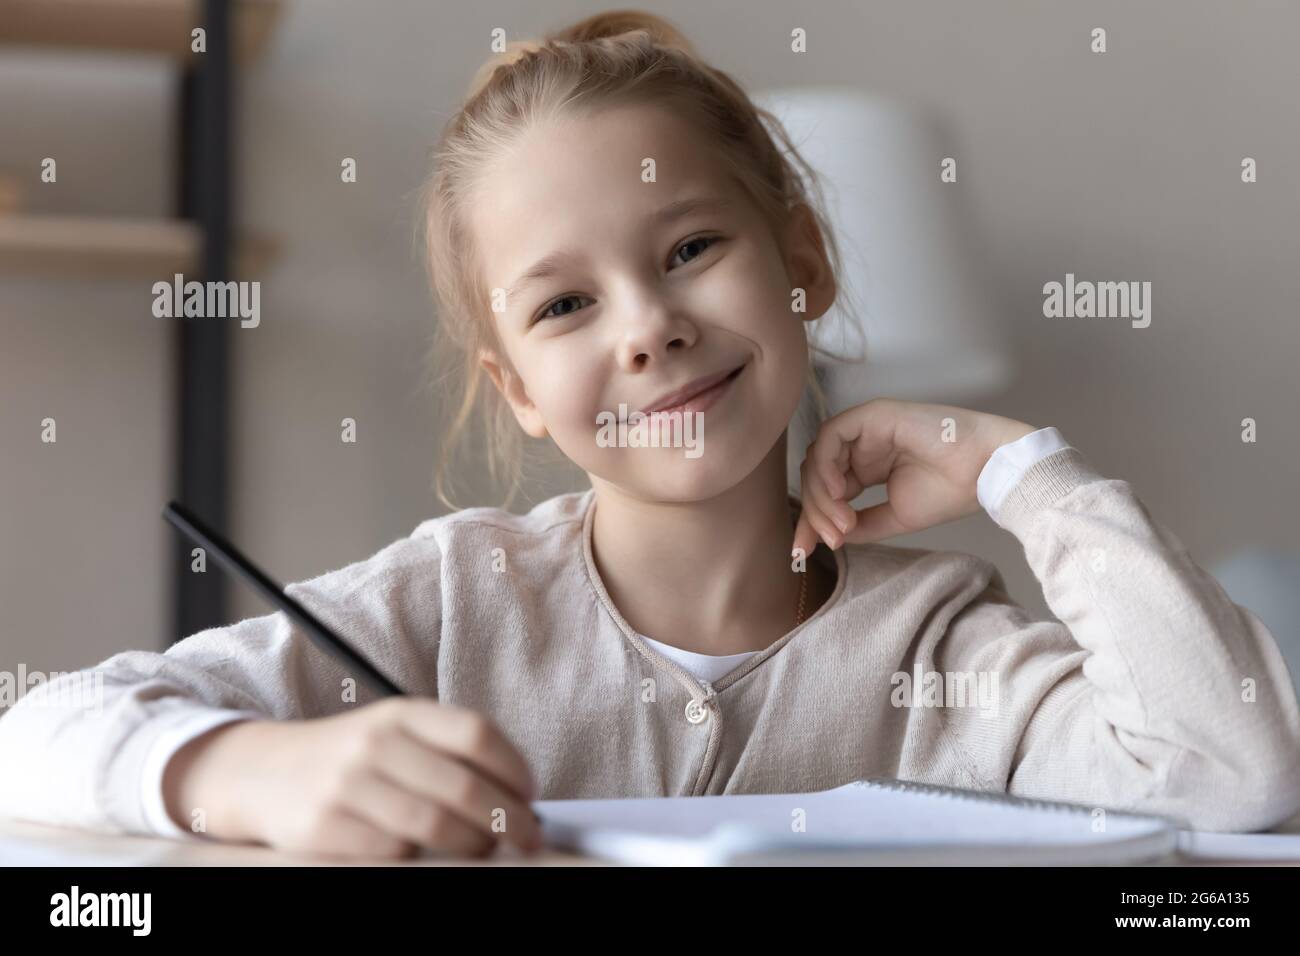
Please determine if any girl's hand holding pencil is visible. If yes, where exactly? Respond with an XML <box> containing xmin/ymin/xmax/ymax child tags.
<box><xmin>793</xmin><ymin>398</ymin><xmax>1037</xmax><ymax>555</ymax></box>
<box><xmin>162</xmin><ymin>698</ymin><xmax>545</xmax><ymax>861</ymax></box>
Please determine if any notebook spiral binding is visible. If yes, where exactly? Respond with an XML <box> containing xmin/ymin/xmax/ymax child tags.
<box><xmin>858</xmin><ymin>777</ymin><xmax>1098</xmax><ymax>816</ymax></box>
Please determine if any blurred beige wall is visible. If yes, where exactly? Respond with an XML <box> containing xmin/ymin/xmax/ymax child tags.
<box><xmin>2</xmin><ymin>0</ymin><xmax>1296</xmax><ymax>674</ymax></box>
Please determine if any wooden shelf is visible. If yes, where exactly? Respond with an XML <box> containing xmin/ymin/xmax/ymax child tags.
<box><xmin>0</xmin><ymin>171</ymin><xmax>20</xmax><ymax>215</ymax></box>
<box><xmin>0</xmin><ymin>214</ymin><xmax>278</xmax><ymax>277</ymax></box>
<box><xmin>0</xmin><ymin>0</ymin><xmax>282</xmax><ymax>63</ymax></box>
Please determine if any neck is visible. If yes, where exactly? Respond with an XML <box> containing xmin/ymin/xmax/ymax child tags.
<box><xmin>588</xmin><ymin>431</ymin><xmax>827</xmax><ymax>656</ymax></box>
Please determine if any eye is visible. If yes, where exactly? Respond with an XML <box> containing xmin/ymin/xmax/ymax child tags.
<box><xmin>529</xmin><ymin>235</ymin><xmax>722</xmax><ymax>325</ymax></box>
<box><xmin>669</xmin><ymin>234</ymin><xmax>720</xmax><ymax>269</ymax></box>
<box><xmin>534</xmin><ymin>294</ymin><xmax>592</xmax><ymax>323</ymax></box>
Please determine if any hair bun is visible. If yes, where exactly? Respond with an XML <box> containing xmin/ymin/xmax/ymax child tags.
<box><xmin>466</xmin><ymin>9</ymin><xmax>695</xmax><ymax>99</ymax></box>
<box><xmin>547</xmin><ymin>9</ymin><xmax>695</xmax><ymax>53</ymax></box>
<box><xmin>465</xmin><ymin>38</ymin><xmax>546</xmax><ymax>100</ymax></box>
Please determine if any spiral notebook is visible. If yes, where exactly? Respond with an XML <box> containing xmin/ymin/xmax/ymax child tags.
<box><xmin>533</xmin><ymin>778</ymin><xmax>1181</xmax><ymax>866</ymax></box>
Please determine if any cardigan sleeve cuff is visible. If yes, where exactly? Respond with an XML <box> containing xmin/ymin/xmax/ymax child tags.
<box><xmin>993</xmin><ymin>445</ymin><xmax>1111</xmax><ymax>535</ymax></box>
<box><xmin>976</xmin><ymin>426</ymin><xmax>1072</xmax><ymax>524</ymax></box>
<box><xmin>139</xmin><ymin>708</ymin><xmax>263</xmax><ymax>840</ymax></box>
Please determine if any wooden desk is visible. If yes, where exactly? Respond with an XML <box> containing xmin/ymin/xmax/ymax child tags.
<box><xmin>4</xmin><ymin>812</ymin><xmax>1299</xmax><ymax>866</ymax></box>
<box><xmin>0</xmin><ymin>816</ymin><xmax>601</xmax><ymax>866</ymax></box>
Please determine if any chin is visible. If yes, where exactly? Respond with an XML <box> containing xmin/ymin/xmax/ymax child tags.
<box><xmin>636</xmin><ymin>443</ymin><xmax>772</xmax><ymax>501</ymax></box>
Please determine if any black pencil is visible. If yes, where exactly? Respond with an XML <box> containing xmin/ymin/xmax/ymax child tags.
<box><xmin>162</xmin><ymin>501</ymin><xmax>407</xmax><ymax>698</ymax></box>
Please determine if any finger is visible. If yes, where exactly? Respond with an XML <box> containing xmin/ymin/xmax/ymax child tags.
<box><xmin>339</xmin><ymin>771</ymin><xmax>497</xmax><ymax>858</ymax></box>
<box><xmin>376</xmin><ymin>729</ymin><xmax>543</xmax><ymax>852</ymax></box>
<box><xmin>800</xmin><ymin>500</ymin><xmax>841</xmax><ymax>552</ymax></box>
<box><xmin>399</xmin><ymin>701</ymin><xmax>536</xmax><ymax>802</ymax></box>
<box><xmin>802</xmin><ymin>451</ymin><xmax>857</xmax><ymax>536</ymax></box>
<box><xmin>792</xmin><ymin>510</ymin><xmax>809</xmax><ymax>561</ymax></box>
<box><xmin>842</xmin><ymin>500</ymin><xmax>909</xmax><ymax>544</ymax></box>
<box><xmin>305</xmin><ymin>807</ymin><xmax>420</xmax><ymax>861</ymax></box>
<box><xmin>837</xmin><ymin>466</ymin><xmax>869</xmax><ymax>504</ymax></box>
<box><xmin>792</xmin><ymin>509</ymin><xmax>824</xmax><ymax>562</ymax></box>
<box><xmin>799</xmin><ymin>459</ymin><xmax>847</xmax><ymax>550</ymax></box>
<box><xmin>810</xmin><ymin>402</ymin><xmax>898</xmax><ymax>495</ymax></box>
<box><xmin>821</xmin><ymin>398</ymin><xmax>899</xmax><ymax>459</ymax></box>
<box><xmin>809</xmin><ymin>428</ymin><xmax>849</xmax><ymax>501</ymax></box>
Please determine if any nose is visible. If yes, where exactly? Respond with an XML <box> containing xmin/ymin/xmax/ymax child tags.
<box><xmin>614</xmin><ymin>287</ymin><xmax>699</xmax><ymax>370</ymax></box>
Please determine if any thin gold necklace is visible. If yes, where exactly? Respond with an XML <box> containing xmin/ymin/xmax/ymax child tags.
<box><xmin>794</xmin><ymin>564</ymin><xmax>809</xmax><ymax>627</ymax></box>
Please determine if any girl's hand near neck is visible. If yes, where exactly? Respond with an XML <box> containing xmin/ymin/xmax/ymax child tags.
<box><xmin>793</xmin><ymin>398</ymin><xmax>1037</xmax><ymax>556</ymax></box>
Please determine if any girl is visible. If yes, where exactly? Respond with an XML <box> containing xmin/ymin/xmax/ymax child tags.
<box><xmin>1</xmin><ymin>10</ymin><xmax>1296</xmax><ymax>861</ymax></box>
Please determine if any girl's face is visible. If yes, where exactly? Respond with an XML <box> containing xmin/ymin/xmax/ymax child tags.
<box><xmin>472</xmin><ymin>101</ymin><xmax>834</xmax><ymax>502</ymax></box>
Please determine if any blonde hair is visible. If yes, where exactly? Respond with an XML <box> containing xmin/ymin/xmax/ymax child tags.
<box><xmin>415</xmin><ymin>9</ymin><xmax>860</xmax><ymax>512</ymax></box>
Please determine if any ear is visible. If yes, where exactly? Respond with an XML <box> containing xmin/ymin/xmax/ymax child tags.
<box><xmin>478</xmin><ymin>348</ymin><xmax>549</xmax><ymax>439</ymax></box>
<box><xmin>782</xmin><ymin>202</ymin><xmax>837</xmax><ymax>323</ymax></box>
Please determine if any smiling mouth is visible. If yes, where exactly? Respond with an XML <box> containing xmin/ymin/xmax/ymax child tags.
<box><xmin>646</xmin><ymin>363</ymin><xmax>745</xmax><ymax>417</ymax></box>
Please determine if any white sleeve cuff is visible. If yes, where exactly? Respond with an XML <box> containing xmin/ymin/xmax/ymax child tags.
<box><xmin>139</xmin><ymin>708</ymin><xmax>263</xmax><ymax>840</ymax></box>
<box><xmin>976</xmin><ymin>426</ymin><xmax>1071</xmax><ymax>525</ymax></box>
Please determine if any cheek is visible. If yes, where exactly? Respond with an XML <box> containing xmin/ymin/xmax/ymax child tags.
<box><xmin>702</xmin><ymin>246</ymin><xmax>795</xmax><ymax>335</ymax></box>
<box><xmin>720</xmin><ymin>247</ymin><xmax>810</xmax><ymax>397</ymax></box>
<box><xmin>529</xmin><ymin>359</ymin><xmax>602</xmax><ymax>427</ymax></box>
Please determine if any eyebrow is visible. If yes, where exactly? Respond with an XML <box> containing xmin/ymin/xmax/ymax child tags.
<box><xmin>504</xmin><ymin>195</ymin><xmax>732</xmax><ymax>303</ymax></box>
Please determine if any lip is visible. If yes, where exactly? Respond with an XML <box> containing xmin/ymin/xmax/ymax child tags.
<box><xmin>640</xmin><ymin>364</ymin><xmax>746</xmax><ymax>416</ymax></box>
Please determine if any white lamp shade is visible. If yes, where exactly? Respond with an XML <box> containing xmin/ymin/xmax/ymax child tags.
<box><xmin>753</xmin><ymin>86</ymin><xmax>1014</xmax><ymax>410</ymax></box>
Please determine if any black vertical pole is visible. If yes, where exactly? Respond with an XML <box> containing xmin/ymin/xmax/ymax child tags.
<box><xmin>171</xmin><ymin>0</ymin><xmax>232</xmax><ymax>644</ymax></box>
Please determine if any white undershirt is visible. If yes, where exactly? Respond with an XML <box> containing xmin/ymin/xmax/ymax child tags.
<box><xmin>637</xmin><ymin>636</ymin><xmax>762</xmax><ymax>684</ymax></box>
